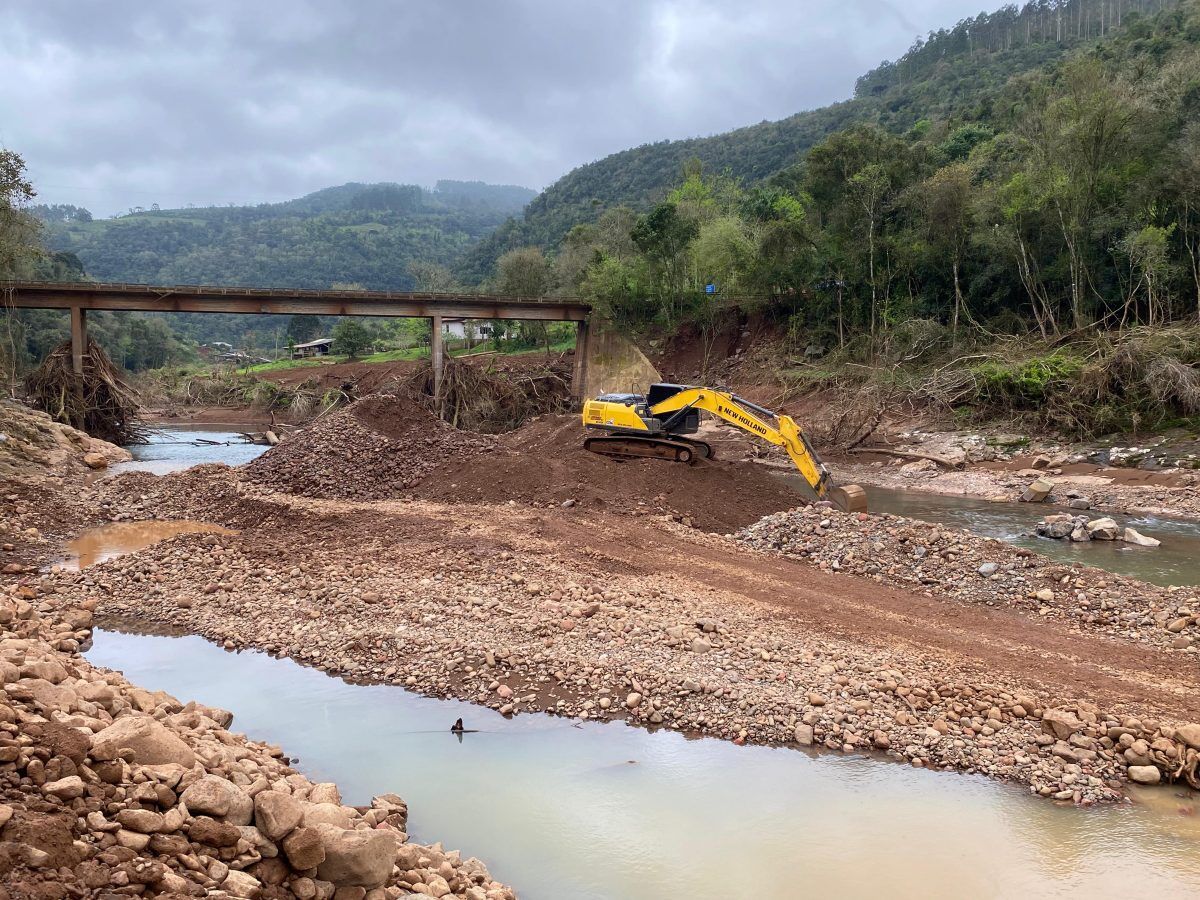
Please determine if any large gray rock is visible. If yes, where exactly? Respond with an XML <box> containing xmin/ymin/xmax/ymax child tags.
<box><xmin>254</xmin><ymin>791</ymin><xmax>303</xmax><ymax>841</ymax></box>
<box><xmin>1086</xmin><ymin>517</ymin><xmax>1119</xmax><ymax>540</ymax></box>
<box><xmin>91</xmin><ymin>715</ymin><xmax>195</xmax><ymax>768</ymax></box>
<box><xmin>313</xmin><ymin>824</ymin><xmax>396</xmax><ymax>888</ymax></box>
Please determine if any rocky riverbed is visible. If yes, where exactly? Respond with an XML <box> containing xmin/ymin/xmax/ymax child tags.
<box><xmin>23</xmin><ymin>461</ymin><xmax>1200</xmax><ymax>808</ymax></box>
<box><xmin>5</xmin><ymin>395</ymin><xmax>1200</xmax><ymax>900</ymax></box>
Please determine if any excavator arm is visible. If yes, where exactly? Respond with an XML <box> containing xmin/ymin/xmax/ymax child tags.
<box><xmin>645</xmin><ymin>388</ymin><xmax>867</xmax><ymax>512</ymax></box>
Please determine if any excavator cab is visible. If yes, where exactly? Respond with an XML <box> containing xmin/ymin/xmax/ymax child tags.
<box><xmin>582</xmin><ymin>383</ymin><xmax>867</xmax><ymax>513</ymax></box>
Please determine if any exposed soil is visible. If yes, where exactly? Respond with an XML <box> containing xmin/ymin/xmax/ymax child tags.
<box><xmin>414</xmin><ymin>414</ymin><xmax>805</xmax><ymax>533</ymax></box>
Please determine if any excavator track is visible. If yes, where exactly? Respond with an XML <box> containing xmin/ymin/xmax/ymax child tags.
<box><xmin>584</xmin><ymin>435</ymin><xmax>699</xmax><ymax>464</ymax></box>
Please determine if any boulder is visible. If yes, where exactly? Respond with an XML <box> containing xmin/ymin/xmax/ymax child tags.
<box><xmin>222</xmin><ymin>869</ymin><xmax>263</xmax><ymax>899</ymax></box>
<box><xmin>309</xmin><ymin>783</ymin><xmax>341</xmax><ymax>806</ymax></box>
<box><xmin>81</xmin><ymin>452</ymin><xmax>109</xmax><ymax>470</ymax></box>
<box><xmin>794</xmin><ymin>724</ymin><xmax>814</xmax><ymax>746</ymax></box>
<box><xmin>181</xmin><ymin>774</ymin><xmax>247</xmax><ymax>818</ymax></box>
<box><xmin>41</xmin><ymin>776</ymin><xmax>84</xmax><ymax>801</ymax></box>
<box><xmin>303</xmin><ymin>803</ymin><xmax>352</xmax><ymax>829</ymax></box>
<box><xmin>1122</xmin><ymin>527</ymin><xmax>1161</xmax><ymax>547</ymax></box>
<box><xmin>1175</xmin><ymin>723</ymin><xmax>1200</xmax><ymax>750</ymax></box>
<box><xmin>91</xmin><ymin>715</ymin><xmax>195</xmax><ymax>768</ymax></box>
<box><xmin>1127</xmin><ymin>765</ymin><xmax>1161</xmax><ymax>785</ymax></box>
<box><xmin>1086</xmin><ymin>517</ymin><xmax>1119</xmax><ymax>540</ymax></box>
<box><xmin>1041</xmin><ymin>708</ymin><xmax>1084</xmax><ymax>741</ymax></box>
<box><xmin>282</xmin><ymin>826</ymin><xmax>326</xmax><ymax>871</ymax></box>
<box><xmin>1020</xmin><ymin>478</ymin><xmax>1054</xmax><ymax>503</ymax></box>
<box><xmin>189</xmin><ymin>816</ymin><xmax>241</xmax><ymax>848</ymax></box>
<box><xmin>254</xmin><ymin>791</ymin><xmax>303</xmax><ymax>841</ymax></box>
<box><xmin>313</xmin><ymin>824</ymin><xmax>396</xmax><ymax>888</ymax></box>
<box><xmin>115</xmin><ymin>809</ymin><xmax>164</xmax><ymax>834</ymax></box>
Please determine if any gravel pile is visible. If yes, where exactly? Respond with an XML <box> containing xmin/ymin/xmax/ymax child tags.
<box><xmin>736</xmin><ymin>506</ymin><xmax>1199</xmax><ymax>653</ymax></box>
<box><xmin>0</xmin><ymin>594</ymin><xmax>514</xmax><ymax>899</ymax></box>
<box><xmin>245</xmin><ymin>393</ymin><xmax>495</xmax><ymax>500</ymax></box>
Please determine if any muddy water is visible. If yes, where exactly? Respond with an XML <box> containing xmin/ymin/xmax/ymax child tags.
<box><xmin>87</xmin><ymin>628</ymin><xmax>1200</xmax><ymax>900</ymax></box>
<box><xmin>64</xmin><ymin>521</ymin><xmax>234</xmax><ymax>570</ymax></box>
<box><xmin>113</xmin><ymin>426</ymin><xmax>269</xmax><ymax>476</ymax></box>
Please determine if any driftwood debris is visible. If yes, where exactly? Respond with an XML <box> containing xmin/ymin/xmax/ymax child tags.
<box><xmin>847</xmin><ymin>447</ymin><xmax>964</xmax><ymax>469</ymax></box>
<box><xmin>22</xmin><ymin>338</ymin><xmax>147</xmax><ymax>445</ymax></box>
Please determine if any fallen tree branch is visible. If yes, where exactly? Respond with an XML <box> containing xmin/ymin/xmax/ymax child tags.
<box><xmin>846</xmin><ymin>447</ymin><xmax>964</xmax><ymax>469</ymax></box>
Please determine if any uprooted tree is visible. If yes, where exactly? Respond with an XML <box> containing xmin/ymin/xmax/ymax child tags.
<box><xmin>22</xmin><ymin>338</ymin><xmax>146</xmax><ymax>444</ymax></box>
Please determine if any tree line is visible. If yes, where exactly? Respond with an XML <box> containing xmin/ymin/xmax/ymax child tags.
<box><xmin>482</xmin><ymin>0</ymin><xmax>1200</xmax><ymax>354</ymax></box>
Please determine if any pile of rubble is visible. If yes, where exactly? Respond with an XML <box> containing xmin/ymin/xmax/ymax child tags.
<box><xmin>1035</xmin><ymin>514</ymin><xmax>1161</xmax><ymax>547</ymax></box>
<box><xmin>0</xmin><ymin>593</ymin><xmax>514</xmax><ymax>899</ymax></box>
<box><xmin>245</xmin><ymin>393</ymin><xmax>495</xmax><ymax>500</ymax></box>
<box><xmin>736</xmin><ymin>506</ymin><xmax>1196</xmax><ymax>652</ymax></box>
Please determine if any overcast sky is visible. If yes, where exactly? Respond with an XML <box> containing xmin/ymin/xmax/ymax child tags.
<box><xmin>2</xmin><ymin>0</ymin><xmax>988</xmax><ymax>217</ymax></box>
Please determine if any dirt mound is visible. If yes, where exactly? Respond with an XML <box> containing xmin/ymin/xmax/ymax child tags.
<box><xmin>245</xmin><ymin>392</ymin><xmax>495</xmax><ymax>500</ymax></box>
<box><xmin>413</xmin><ymin>414</ymin><xmax>807</xmax><ymax>532</ymax></box>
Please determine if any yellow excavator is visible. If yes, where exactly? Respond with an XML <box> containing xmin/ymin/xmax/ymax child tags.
<box><xmin>581</xmin><ymin>383</ymin><xmax>868</xmax><ymax>513</ymax></box>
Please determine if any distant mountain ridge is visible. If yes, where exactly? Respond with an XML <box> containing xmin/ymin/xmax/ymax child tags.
<box><xmin>35</xmin><ymin>180</ymin><xmax>535</xmax><ymax>290</ymax></box>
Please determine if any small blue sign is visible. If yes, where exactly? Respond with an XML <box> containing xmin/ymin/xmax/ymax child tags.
<box><xmin>705</xmin><ymin>283</ymin><xmax>716</xmax><ymax>294</ymax></box>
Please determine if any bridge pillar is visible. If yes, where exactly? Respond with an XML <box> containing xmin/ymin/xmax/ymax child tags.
<box><xmin>570</xmin><ymin>318</ymin><xmax>590</xmax><ymax>404</ymax></box>
<box><xmin>70</xmin><ymin>307</ymin><xmax>88</xmax><ymax>376</ymax></box>
<box><xmin>430</xmin><ymin>314</ymin><xmax>444</xmax><ymax>400</ymax></box>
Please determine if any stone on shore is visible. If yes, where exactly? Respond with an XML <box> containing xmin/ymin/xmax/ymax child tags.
<box><xmin>313</xmin><ymin>824</ymin><xmax>396</xmax><ymax>888</ymax></box>
<box><xmin>91</xmin><ymin>714</ymin><xmax>196</xmax><ymax>768</ymax></box>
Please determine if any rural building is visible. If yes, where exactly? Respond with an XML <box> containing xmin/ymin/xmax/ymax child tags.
<box><xmin>292</xmin><ymin>337</ymin><xmax>334</xmax><ymax>359</ymax></box>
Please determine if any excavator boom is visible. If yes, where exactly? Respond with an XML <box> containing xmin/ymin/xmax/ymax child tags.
<box><xmin>581</xmin><ymin>384</ymin><xmax>867</xmax><ymax>513</ymax></box>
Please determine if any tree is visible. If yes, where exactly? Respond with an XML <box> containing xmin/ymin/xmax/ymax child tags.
<box><xmin>0</xmin><ymin>150</ymin><xmax>39</xmax><ymax>279</ymax></box>
<box><xmin>331</xmin><ymin>319</ymin><xmax>372</xmax><ymax>359</ymax></box>
<box><xmin>631</xmin><ymin>203</ymin><xmax>699</xmax><ymax>322</ymax></box>
<box><xmin>918</xmin><ymin>163</ymin><xmax>975</xmax><ymax>340</ymax></box>
<box><xmin>495</xmin><ymin>247</ymin><xmax>550</xmax><ymax>297</ymax></box>
<box><xmin>408</xmin><ymin>261</ymin><xmax>461</xmax><ymax>292</ymax></box>
<box><xmin>285</xmin><ymin>315</ymin><xmax>324</xmax><ymax>344</ymax></box>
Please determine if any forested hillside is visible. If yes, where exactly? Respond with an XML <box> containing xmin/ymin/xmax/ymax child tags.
<box><xmin>459</xmin><ymin>0</ymin><xmax>1180</xmax><ymax>282</ymax></box>
<box><xmin>38</xmin><ymin>180</ymin><xmax>533</xmax><ymax>290</ymax></box>
<box><xmin>482</xmin><ymin>0</ymin><xmax>1200</xmax><ymax>434</ymax></box>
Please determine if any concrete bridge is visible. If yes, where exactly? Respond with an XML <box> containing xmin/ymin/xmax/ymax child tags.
<box><xmin>0</xmin><ymin>281</ymin><xmax>593</xmax><ymax>400</ymax></box>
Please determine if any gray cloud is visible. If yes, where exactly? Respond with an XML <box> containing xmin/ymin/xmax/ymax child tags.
<box><xmin>1</xmin><ymin>0</ymin><xmax>985</xmax><ymax>216</ymax></box>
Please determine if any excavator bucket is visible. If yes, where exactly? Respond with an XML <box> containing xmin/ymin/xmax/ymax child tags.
<box><xmin>829</xmin><ymin>484</ymin><xmax>868</xmax><ymax>514</ymax></box>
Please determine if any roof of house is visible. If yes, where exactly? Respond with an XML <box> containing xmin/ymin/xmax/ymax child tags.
<box><xmin>294</xmin><ymin>338</ymin><xmax>334</xmax><ymax>348</ymax></box>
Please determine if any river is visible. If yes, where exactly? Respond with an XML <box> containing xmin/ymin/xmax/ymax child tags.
<box><xmin>85</xmin><ymin>626</ymin><xmax>1200</xmax><ymax>900</ymax></box>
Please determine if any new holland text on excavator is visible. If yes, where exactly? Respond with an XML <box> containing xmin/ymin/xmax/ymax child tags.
<box><xmin>581</xmin><ymin>383</ymin><xmax>868</xmax><ymax>512</ymax></box>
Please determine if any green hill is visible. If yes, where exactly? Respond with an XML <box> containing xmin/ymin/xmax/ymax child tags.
<box><xmin>458</xmin><ymin>0</ymin><xmax>1179</xmax><ymax>283</ymax></box>
<box><xmin>37</xmin><ymin>179</ymin><xmax>534</xmax><ymax>290</ymax></box>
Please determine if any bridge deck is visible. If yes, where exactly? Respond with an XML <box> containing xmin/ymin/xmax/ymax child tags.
<box><xmin>0</xmin><ymin>281</ymin><xmax>593</xmax><ymax>398</ymax></box>
<box><xmin>0</xmin><ymin>281</ymin><xmax>590</xmax><ymax>321</ymax></box>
